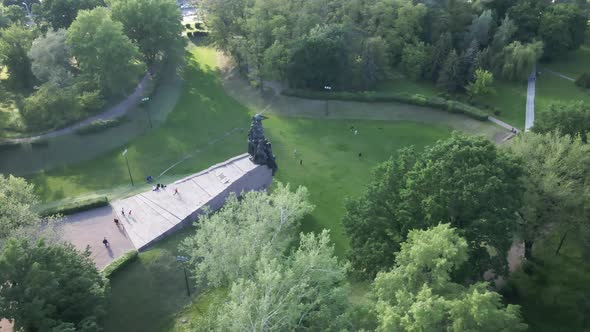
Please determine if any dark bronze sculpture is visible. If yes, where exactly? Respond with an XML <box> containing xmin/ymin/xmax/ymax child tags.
<box><xmin>248</xmin><ymin>114</ymin><xmax>278</xmax><ymax>174</ymax></box>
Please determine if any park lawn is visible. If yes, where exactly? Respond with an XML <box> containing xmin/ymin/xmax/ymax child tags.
<box><xmin>103</xmin><ymin>118</ymin><xmax>451</xmax><ymax>332</ymax></box>
<box><xmin>98</xmin><ymin>47</ymin><xmax>453</xmax><ymax>331</ymax></box>
<box><xmin>376</xmin><ymin>76</ymin><xmax>527</xmax><ymax>128</ymax></box>
<box><xmin>541</xmin><ymin>31</ymin><xmax>590</xmax><ymax>79</ymax></box>
<box><xmin>535</xmin><ymin>72</ymin><xmax>590</xmax><ymax>113</ymax></box>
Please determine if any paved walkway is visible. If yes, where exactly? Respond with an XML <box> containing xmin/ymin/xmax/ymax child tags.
<box><xmin>525</xmin><ymin>67</ymin><xmax>537</xmax><ymax>131</ymax></box>
<box><xmin>544</xmin><ymin>68</ymin><xmax>575</xmax><ymax>82</ymax></box>
<box><xmin>59</xmin><ymin>206</ymin><xmax>135</xmax><ymax>269</ymax></box>
<box><xmin>4</xmin><ymin>73</ymin><xmax>152</xmax><ymax>143</ymax></box>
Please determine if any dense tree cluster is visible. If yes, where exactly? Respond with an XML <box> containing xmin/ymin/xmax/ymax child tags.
<box><xmin>181</xmin><ymin>184</ymin><xmax>352</xmax><ymax>330</ymax></box>
<box><xmin>343</xmin><ymin>133</ymin><xmax>524</xmax><ymax>279</ymax></box>
<box><xmin>0</xmin><ymin>239</ymin><xmax>108</xmax><ymax>331</ymax></box>
<box><xmin>202</xmin><ymin>0</ymin><xmax>587</xmax><ymax>91</ymax></box>
<box><xmin>0</xmin><ymin>0</ymin><xmax>183</xmax><ymax>131</ymax></box>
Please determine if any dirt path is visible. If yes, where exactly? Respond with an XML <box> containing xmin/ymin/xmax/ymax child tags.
<box><xmin>544</xmin><ymin>68</ymin><xmax>576</xmax><ymax>82</ymax></box>
<box><xmin>3</xmin><ymin>73</ymin><xmax>152</xmax><ymax>143</ymax></box>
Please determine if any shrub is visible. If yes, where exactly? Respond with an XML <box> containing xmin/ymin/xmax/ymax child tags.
<box><xmin>193</xmin><ymin>30</ymin><xmax>209</xmax><ymax>37</ymax></box>
<box><xmin>102</xmin><ymin>250</ymin><xmax>139</xmax><ymax>278</ymax></box>
<box><xmin>38</xmin><ymin>197</ymin><xmax>109</xmax><ymax>217</ymax></box>
<box><xmin>75</xmin><ymin>117</ymin><xmax>126</xmax><ymax>135</ymax></box>
<box><xmin>187</xmin><ymin>31</ymin><xmax>193</xmax><ymax>38</ymax></box>
<box><xmin>21</xmin><ymin>83</ymin><xmax>83</xmax><ymax>130</ymax></box>
<box><xmin>185</xmin><ymin>23</ymin><xmax>191</xmax><ymax>29</ymax></box>
<box><xmin>575</xmin><ymin>73</ymin><xmax>590</xmax><ymax>89</ymax></box>
<box><xmin>195</xmin><ymin>22</ymin><xmax>203</xmax><ymax>29</ymax></box>
<box><xmin>282</xmin><ymin>89</ymin><xmax>488</xmax><ymax>121</ymax></box>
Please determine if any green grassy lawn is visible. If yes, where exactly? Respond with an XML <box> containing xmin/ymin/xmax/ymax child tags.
<box><xmin>536</xmin><ymin>71</ymin><xmax>590</xmax><ymax>112</ymax></box>
<box><xmin>99</xmin><ymin>47</ymin><xmax>452</xmax><ymax>331</ymax></box>
<box><xmin>376</xmin><ymin>75</ymin><xmax>527</xmax><ymax>128</ymax></box>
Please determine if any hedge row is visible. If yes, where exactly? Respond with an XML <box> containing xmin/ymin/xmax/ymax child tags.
<box><xmin>102</xmin><ymin>250</ymin><xmax>139</xmax><ymax>278</ymax></box>
<box><xmin>282</xmin><ymin>89</ymin><xmax>489</xmax><ymax>121</ymax></box>
<box><xmin>187</xmin><ymin>30</ymin><xmax>209</xmax><ymax>38</ymax></box>
<box><xmin>75</xmin><ymin>117</ymin><xmax>126</xmax><ymax>136</ymax></box>
<box><xmin>39</xmin><ymin>197</ymin><xmax>109</xmax><ymax>217</ymax></box>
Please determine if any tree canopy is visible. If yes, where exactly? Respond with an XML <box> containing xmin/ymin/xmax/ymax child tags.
<box><xmin>372</xmin><ymin>224</ymin><xmax>527</xmax><ymax>332</ymax></box>
<box><xmin>35</xmin><ymin>0</ymin><xmax>105</xmax><ymax>29</ymax></box>
<box><xmin>181</xmin><ymin>183</ymin><xmax>313</xmax><ymax>287</ymax></box>
<box><xmin>0</xmin><ymin>174</ymin><xmax>40</xmax><ymax>242</ymax></box>
<box><xmin>67</xmin><ymin>7</ymin><xmax>144</xmax><ymax>97</ymax></box>
<box><xmin>28</xmin><ymin>28</ymin><xmax>72</xmax><ymax>86</ymax></box>
<box><xmin>201</xmin><ymin>0</ymin><xmax>587</xmax><ymax>88</ymax></box>
<box><xmin>0</xmin><ymin>24</ymin><xmax>35</xmax><ymax>89</ymax></box>
<box><xmin>0</xmin><ymin>239</ymin><xmax>108</xmax><ymax>331</ymax></box>
<box><xmin>344</xmin><ymin>133</ymin><xmax>524</xmax><ymax>279</ymax></box>
<box><xmin>108</xmin><ymin>0</ymin><xmax>184</xmax><ymax>64</ymax></box>
<box><xmin>533</xmin><ymin>101</ymin><xmax>590</xmax><ymax>143</ymax></box>
<box><xmin>505</xmin><ymin>131</ymin><xmax>590</xmax><ymax>259</ymax></box>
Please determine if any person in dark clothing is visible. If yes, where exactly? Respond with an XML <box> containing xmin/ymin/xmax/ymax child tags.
<box><xmin>102</xmin><ymin>237</ymin><xmax>109</xmax><ymax>247</ymax></box>
<box><xmin>114</xmin><ymin>218</ymin><xmax>120</xmax><ymax>227</ymax></box>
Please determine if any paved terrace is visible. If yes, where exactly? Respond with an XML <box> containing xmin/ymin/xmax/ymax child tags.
<box><xmin>59</xmin><ymin>153</ymin><xmax>273</xmax><ymax>269</ymax></box>
<box><xmin>111</xmin><ymin>153</ymin><xmax>273</xmax><ymax>250</ymax></box>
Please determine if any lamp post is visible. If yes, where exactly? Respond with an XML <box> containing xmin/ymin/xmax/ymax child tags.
<box><xmin>141</xmin><ymin>97</ymin><xmax>152</xmax><ymax>128</ymax></box>
<box><xmin>122</xmin><ymin>149</ymin><xmax>134</xmax><ymax>186</ymax></box>
<box><xmin>176</xmin><ymin>256</ymin><xmax>191</xmax><ymax>297</ymax></box>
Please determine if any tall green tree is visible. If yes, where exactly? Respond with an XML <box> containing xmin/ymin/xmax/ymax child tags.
<box><xmin>67</xmin><ymin>7</ymin><xmax>144</xmax><ymax>97</ymax></box>
<box><xmin>533</xmin><ymin>101</ymin><xmax>590</xmax><ymax>143</ymax></box>
<box><xmin>0</xmin><ymin>174</ymin><xmax>40</xmax><ymax>242</ymax></box>
<box><xmin>500</xmin><ymin>40</ymin><xmax>543</xmax><ymax>81</ymax></box>
<box><xmin>466</xmin><ymin>68</ymin><xmax>495</xmax><ymax>98</ymax></box>
<box><xmin>180</xmin><ymin>183</ymin><xmax>313</xmax><ymax>287</ymax></box>
<box><xmin>217</xmin><ymin>231</ymin><xmax>349</xmax><ymax>331</ymax></box>
<box><xmin>437</xmin><ymin>49</ymin><xmax>461</xmax><ymax>93</ymax></box>
<box><xmin>0</xmin><ymin>239</ymin><xmax>108</xmax><ymax>331</ymax></box>
<box><xmin>538</xmin><ymin>3</ymin><xmax>587</xmax><ymax>60</ymax></box>
<box><xmin>0</xmin><ymin>24</ymin><xmax>35</xmax><ymax>89</ymax></box>
<box><xmin>507</xmin><ymin>0</ymin><xmax>544</xmax><ymax>42</ymax></box>
<box><xmin>35</xmin><ymin>0</ymin><xmax>104</xmax><ymax>29</ymax></box>
<box><xmin>505</xmin><ymin>132</ymin><xmax>590</xmax><ymax>259</ymax></box>
<box><xmin>373</xmin><ymin>224</ymin><xmax>527</xmax><ymax>332</ymax></box>
<box><xmin>287</xmin><ymin>24</ymin><xmax>347</xmax><ymax>89</ymax></box>
<box><xmin>28</xmin><ymin>28</ymin><xmax>72</xmax><ymax>86</ymax></box>
<box><xmin>343</xmin><ymin>147</ymin><xmax>418</xmax><ymax>278</ymax></box>
<box><xmin>400</xmin><ymin>41</ymin><xmax>430</xmax><ymax>81</ymax></box>
<box><xmin>108</xmin><ymin>0</ymin><xmax>184</xmax><ymax>65</ymax></box>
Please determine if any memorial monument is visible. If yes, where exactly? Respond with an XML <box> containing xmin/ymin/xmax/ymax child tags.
<box><xmin>247</xmin><ymin>113</ymin><xmax>278</xmax><ymax>174</ymax></box>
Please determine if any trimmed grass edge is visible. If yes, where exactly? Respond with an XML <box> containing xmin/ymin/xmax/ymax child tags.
<box><xmin>282</xmin><ymin>89</ymin><xmax>489</xmax><ymax>121</ymax></box>
<box><xmin>102</xmin><ymin>250</ymin><xmax>139</xmax><ymax>278</ymax></box>
<box><xmin>38</xmin><ymin>196</ymin><xmax>109</xmax><ymax>217</ymax></box>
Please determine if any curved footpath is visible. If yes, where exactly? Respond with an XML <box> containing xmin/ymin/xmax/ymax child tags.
<box><xmin>3</xmin><ymin>73</ymin><xmax>152</xmax><ymax>144</ymax></box>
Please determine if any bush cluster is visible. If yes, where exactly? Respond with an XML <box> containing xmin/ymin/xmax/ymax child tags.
<box><xmin>75</xmin><ymin>117</ymin><xmax>127</xmax><ymax>135</ymax></box>
<box><xmin>575</xmin><ymin>73</ymin><xmax>590</xmax><ymax>89</ymax></box>
<box><xmin>282</xmin><ymin>89</ymin><xmax>489</xmax><ymax>121</ymax></box>
<box><xmin>102</xmin><ymin>250</ymin><xmax>139</xmax><ymax>278</ymax></box>
<box><xmin>38</xmin><ymin>196</ymin><xmax>109</xmax><ymax>217</ymax></box>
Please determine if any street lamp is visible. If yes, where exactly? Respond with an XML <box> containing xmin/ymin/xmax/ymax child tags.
<box><xmin>122</xmin><ymin>149</ymin><xmax>134</xmax><ymax>186</ymax></box>
<box><xmin>141</xmin><ymin>97</ymin><xmax>153</xmax><ymax>128</ymax></box>
<box><xmin>176</xmin><ymin>256</ymin><xmax>191</xmax><ymax>297</ymax></box>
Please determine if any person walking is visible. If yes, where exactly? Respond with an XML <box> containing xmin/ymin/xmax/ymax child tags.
<box><xmin>113</xmin><ymin>218</ymin><xmax>120</xmax><ymax>227</ymax></box>
<box><xmin>128</xmin><ymin>210</ymin><xmax>132</xmax><ymax>216</ymax></box>
<box><xmin>121</xmin><ymin>208</ymin><xmax>125</xmax><ymax>216</ymax></box>
<box><xmin>173</xmin><ymin>188</ymin><xmax>179</xmax><ymax>196</ymax></box>
<box><xmin>102</xmin><ymin>237</ymin><xmax>109</xmax><ymax>247</ymax></box>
